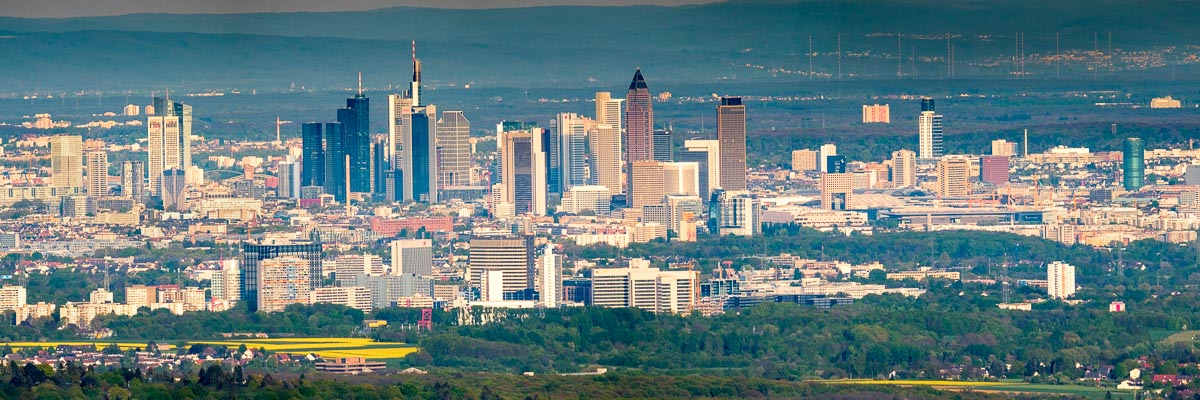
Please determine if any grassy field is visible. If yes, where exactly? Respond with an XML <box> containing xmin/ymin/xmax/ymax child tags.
<box><xmin>817</xmin><ymin>379</ymin><xmax>1135</xmax><ymax>399</ymax></box>
<box><xmin>1158</xmin><ymin>330</ymin><xmax>1200</xmax><ymax>345</ymax></box>
<box><xmin>4</xmin><ymin>338</ymin><xmax>418</xmax><ymax>360</ymax></box>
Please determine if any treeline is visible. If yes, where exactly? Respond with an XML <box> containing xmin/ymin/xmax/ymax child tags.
<box><xmin>397</xmin><ymin>298</ymin><xmax>1200</xmax><ymax>382</ymax></box>
<box><xmin>0</xmin><ymin>359</ymin><xmax>1019</xmax><ymax>400</ymax></box>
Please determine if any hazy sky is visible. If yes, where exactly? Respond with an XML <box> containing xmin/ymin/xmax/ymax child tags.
<box><xmin>0</xmin><ymin>0</ymin><xmax>721</xmax><ymax>18</ymax></box>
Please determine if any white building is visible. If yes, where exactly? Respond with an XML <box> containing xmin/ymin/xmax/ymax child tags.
<box><xmin>560</xmin><ymin>185</ymin><xmax>612</xmax><ymax>215</ymax></box>
<box><xmin>590</xmin><ymin>259</ymin><xmax>699</xmax><ymax>314</ymax></box>
<box><xmin>1047</xmin><ymin>261</ymin><xmax>1076</xmax><ymax>299</ymax></box>
<box><xmin>311</xmin><ymin>286</ymin><xmax>373</xmax><ymax>313</ymax></box>
<box><xmin>390</xmin><ymin>239</ymin><xmax>433</xmax><ymax>276</ymax></box>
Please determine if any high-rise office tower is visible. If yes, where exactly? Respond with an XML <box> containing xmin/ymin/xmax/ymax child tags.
<box><xmin>825</xmin><ymin>155</ymin><xmax>847</xmax><ymax>174</ymax></box>
<box><xmin>918</xmin><ymin>98</ymin><xmax>944</xmax><ymax>160</ymax></box>
<box><xmin>1123</xmin><ymin>137</ymin><xmax>1144</xmax><ymax>191</ymax></box>
<box><xmin>936</xmin><ymin>157</ymin><xmax>970</xmax><ymax>197</ymax></box>
<box><xmin>555</xmin><ymin>113</ymin><xmax>590</xmax><ymax>193</ymax></box>
<box><xmin>323</xmin><ymin>122</ymin><xmax>346</xmax><ymax>200</ymax></box>
<box><xmin>630</xmin><ymin>161</ymin><xmax>665</xmax><ymax>209</ymax></box>
<box><xmin>437</xmin><ymin>111</ymin><xmax>471</xmax><ymax>190</ymax></box>
<box><xmin>890</xmin><ymin>149</ymin><xmax>916</xmax><ymax>188</ymax></box>
<box><xmin>146</xmin><ymin>98</ymin><xmax>191</xmax><ymax>196</ymax></box>
<box><xmin>717</xmin><ymin>97</ymin><xmax>747</xmax><ymax>191</ymax></box>
<box><xmin>820</xmin><ymin>173</ymin><xmax>854</xmax><ymax>210</ymax></box>
<box><xmin>121</xmin><ymin>160</ymin><xmax>145</xmax><ymax>201</ymax></box>
<box><xmin>979</xmin><ymin>155</ymin><xmax>1010</xmax><ymax>186</ymax></box>
<box><xmin>277</xmin><ymin>161</ymin><xmax>301</xmax><ymax>198</ymax></box>
<box><xmin>592</xmin><ymin>92</ymin><xmax>624</xmax><ymax>195</ymax></box>
<box><xmin>683</xmin><ymin>139</ymin><xmax>720</xmax><ymax>199</ymax></box>
<box><xmin>407</xmin><ymin>107</ymin><xmax>438</xmax><ymax>203</ymax></box>
<box><xmin>1046</xmin><ymin>261</ymin><xmax>1076</xmax><ymax>299</ymax></box>
<box><xmin>543</xmin><ymin>121</ymin><xmax>561</xmax><ymax>195</ymax></box>
<box><xmin>85</xmin><ymin>150</ymin><xmax>108</xmax><ymax>197</ymax></box>
<box><xmin>390</xmin><ymin>239</ymin><xmax>433</xmax><ymax>277</ymax></box>
<box><xmin>372</xmin><ymin>134</ymin><xmax>388</xmax><ymax>195</ymax></box>
<box><xmin>792</xmin><ymin>149</ymin><xmax>818</xmax><ymax>172</ymax></box>
<box><xmin>653</xmin><ymin>128</ymin><xmax>673</xmax><ymax>162</ymax></box>
<box><xmin>242</xmin><ymin>240</ymin><xmax>322</xmax><ymax>312</ymax></box>
<box><xmin>662</xmin><ymin>162</ymin><xmax>700</xmax><ymax>197</ymax></box>
<box><xmin>502</xmin><ymin>129</ymin><xmax>547</xmax><ymax>216</ymax></box>
<box><xmin>338</xmin><ymin>84</ymin><xmax>371</xmax><ymax>194</ymax></box>
<box><xmin>50</xmin><ymin>135</ymin><xmax>84</xmax><ymax>190</ymax></box>
<box><xmin>468</xmin><ymin>236</ymin><xmax>535</xmax><ymax>298</ymax></box>
<box><xmin>161</xmin><ymin>168</ymin><xmax>186</xmax><ymax>210</ymax></box>
<box><xmin>714</xmin><ymin>191</ymin><xmax>760</xmax><ymax>236</ymax></box>
<box><xmin>301</xmin><ymin>123</ymin><xmax>326</xmax><ymax>188</ymax></box>
<box><xmin>625</xmin><ymin>69</ymin><xmax>655</xmax><ymax>185</ymax></box>
<box><xmin>818</xmin><ymin>143</ymin><xmax>837</xmax><ymax>173</ymax></box>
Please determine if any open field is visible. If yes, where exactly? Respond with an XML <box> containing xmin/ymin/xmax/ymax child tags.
<box><xmin>1158</xmin><ymin>330</ymin><xmax>1200</xmax><ymax>345</ymax></box>
<box><xmin>4</xmin><ymin>338</ymin><xmax>418</xmax><ymax>360</ymax></box>
<box><xmin>817</xmin><ymin>379</ymin><xmax>1134</xmax><ymax>399</ymax></box>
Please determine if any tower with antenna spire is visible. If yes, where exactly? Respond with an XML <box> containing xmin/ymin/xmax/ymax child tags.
<box><xmin>410</xmin><ymin>40</ymin><xmax>422</xmax><ymax>107</ymax></box>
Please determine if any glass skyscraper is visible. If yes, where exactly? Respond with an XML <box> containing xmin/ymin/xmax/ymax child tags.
<box><xmin>1123</xmin><ymin>137</ymin><xmax>1144</xmax><ymax>190</ymax></box>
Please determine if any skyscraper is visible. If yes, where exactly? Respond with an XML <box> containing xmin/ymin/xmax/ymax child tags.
<box><xmin>437</xmin><ymin>111</ymin><xmax>471</xmax><ymax>190</ymax></box>
<box><xmin>592</xmin><ymin>92</ymin><xmax>624</xmax><ymax>195</ymax></box>
<box><xmin>630</xmin><ymin>161</ymin><xmax>665</xmax><ymax>209</ymax></box>
<box><xmin>147</xmin><ymin>98</ymin><xmax>191</xmax><ymax>196</ymax></box>
<box><xmin>407</xmin><ymin>107</ymin><xmax>438</xmax><ymax>203</ymax></box>
<box><xmin>653</xmin><ymin>128</ymin><xmax>673</xmax><ymax>162</ymax></box>
<box><xmin>257</xmin><ymin>257</ymin><xmax>312</xmax><ymax>313</ymax></box>
<box><xmin>301</xmin><ymin>123</ymin><xmax>325</xmax><ymax>188</ymax></box>
<box><xmin>86</xmin><ymin>150</ymin><xmax>109</xmax><ymax>197</ymax></box>
<box><xmin>555</xmin><ymin>112</ymin><xmax>590</xmax><ymax>193</ymax></box>
<box><xmin>51</xmin><ymin>135</ymin><xmax>84</xmax><ymax>190</ymax></box>
<box><xmin>1123</xmin><ymin>137</ymin><xmax>1144</xmax><ymax>191</ymax></box>
<box><xmin>242</xmin><ymin>241</ymin><xmax>322</xmax><ymax>312</ymax></box>
<box><xmin>468</xmin><ymin>236</ymin><xmax>535</xmax><ymax>298</ymax></box>
<box><xmin>625</xmin><ymin>68</ymin><xmax>655</xmax><ymax>176</ymax></box>
<box><xmin>918</xmin><ymin>98</ymin><xmax>944</xmax><ymax>160</ymax></box>
<box><xmin>161</xmin><ymin>168</ymin><xmax>186</xmax><ymax>210</ymax></box>
<box><xmin>717</xmin><ymin>97</ymin><xmax>747</xmax><ymax>191</ymax></box>
<box><xmin>825</xmin><ymin>155</ymin><xmax>847</xmax><ymax>174</ymax></box>
<box><xmin>890</xmin><ymin>149</ymin><xmax>916</xmax><ymax>188</ymax></box>
<box><xmin>683</xmin><ymin>139</ymin><xmax>720</xmax><ymax>199</ymax></box>
<box><xmin>121</xmin><ymin>160</ymin><xmax>144</xmax><ymax>201</ymax></box>
<box><xmin>338</xmin><ymin>85</ymin><xmax>371</xmax><ymax>194</ymax></box>
<box><xmin>502</xmin><ymin>129</ymin><xmax>547</xmax><ymax>216</ymax></box>
<box><xmin>662</xmin><ymin>162</ymin><xmax>700</xmax><ymax>197</ymax></box>
<box><xmin>277</xmin><ymin>161</ymin><xmax>300</xmax><ymax>198</ymax></box>
<box><xmin>537</xmin><ymin>244</ymin><xmax>561</xmax><ymax>308</ymax></box>
<box><xmin>936</xmin><ymin>157</ymin><xmax>970</xmax><ymax>197</ymax></box>
<box><xmin>323</xmin><ymin>122</ymin><xmax>346</xmax><ymax>200</ymax></box>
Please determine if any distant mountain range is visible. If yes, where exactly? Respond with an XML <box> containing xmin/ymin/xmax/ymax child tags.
<box><xmin>1</xmin><ymin>0</ymin><xmax>1198</xmax><ymax>92</ymax></box>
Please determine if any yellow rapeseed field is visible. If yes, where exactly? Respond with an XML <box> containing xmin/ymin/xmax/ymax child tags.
<box><xmin>3</xmin><ymin>338</ymin><xmax>417</xmax><ymax>360</ymax></box>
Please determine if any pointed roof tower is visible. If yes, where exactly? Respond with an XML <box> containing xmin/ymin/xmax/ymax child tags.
<box><xmin>629</xmin><ymin>68</ymin><xmax>648</xmax><ymax>91</ymax></box>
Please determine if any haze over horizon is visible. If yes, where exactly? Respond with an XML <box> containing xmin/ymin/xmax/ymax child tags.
<box><xmin>0</xmin><ymin>0</ymin><xmax>721</xmax><ymax>18</ymax></box>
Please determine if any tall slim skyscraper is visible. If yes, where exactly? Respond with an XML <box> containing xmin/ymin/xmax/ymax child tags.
<box><xmin>625</xmin><ymin>68</ymin><xmax>655</xmax><ymax>166</ymax></box>
<box><xmin>50</xmin><ymin>135</ymin><xmax>83</xmax><ymax>189</ymax></box>
<box><xmin>437</xmin><ymin>111</ymin><xmax>471</xmax><ymax>190</ymax></box>
<box><xmin>502</xmin><ymin>129</ymin><xmax>547</xmax><ymax>216</ymax></box>
<box><xmin>408</xmin><ymin>107</ymin><xmax>438</xmax><ymax>203</ymax></box>
<box><xmin>555</xmin><ymin>112</ymin><xmax>590</xmax><ymax>193</ymax></box>
<box><xmin>818</xmin><ymin>144</ymin><xmax>837</xmax><ymax>173</ymax></box>
<box><xmin>146</xmin><ymin>97</ymin><xmax>191</xmax><ymax>196</ymax></box>
<box><xmin>121</xmin><ymin>160</ymin><xmax>145</xmax><ymax>201</ymax></box>
<box><xmin>301</xmin><ymin>123</ymin><xmax>325</xmax><ymax>189</ymax></box>
<box><xmin>278</xmin><ymin>161</ymin><xmax>301</xmax><ymax>198</ymax></box>
<box><xmin>716</xmin><ymin>97</ymin><xmax>747</xmax><ymax>191</ymax></box>
<box><xmin>1123</xmin><ymin>137</ymin><xmax>1144</xmax><ymax>191</ymax></box>
<box><xmin>86</xmin><ymin>150</ymin><xmax>109</xmax><ymax>197</ymax></box>
<box><xmin>653</xmin><ymin>128</ymin><xmax>673</xmax><ymax>162</ymax></box>
<box><xmin>1047</xmin><ymin>261</ymin><xmax>1077</xmax><ymax>299</ymax></box>
<box><xmin>323</xmin><ymin>122</ymin><xmax>346</xmax><ymax>200</ymax></box>
<box><xmin>918</xmin><ymin>98</ymin><xmax>944</xmax><ymax>160</ymax></box>
<box><xmin>890</xmin><ymin>149</ymin><xmax>916</xmax><ymax>188</ymax></box>
<box><xmin>161</xmin><ymin>168</ymin><xmax>186</xmax><ymax>210</ymax></box>
<box><xmin>592</xmin><ymin>92</ymin><xmax>624</xmax><ymax>195</ymax></box>
<box><xmin>338</xmin><ymin>85</ymin><xmax>371</xmax><ymax>194</ymax></box>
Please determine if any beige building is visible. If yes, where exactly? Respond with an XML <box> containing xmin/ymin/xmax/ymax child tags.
<box><xmin>630</xmin><ymin>161</ymin><xmax>666</xmax><ymax>209</ymax></box>
<box><xmin>792</xmin><ymin>149</ymin><xmax>818</xmax><ymax>172</ymax></box>
<box><xmin>890</xmin><ymin>149</ymin><xmax>916</xmax><ymax>188</ymax></box>
<box><xmin>257</xmin><ymin>256</ymin><xmax>312</xmax><ymax>312</ymax></box>
<box><xmin>592</xmin><ymin>92</ymin><xmax>624</xmax><ymax>195</ymax></box>
<box><xmin>662</xmin><ymin>162</ymin><xmax>700</xmax><ymax>197</ymax></box>
<box><xmin>1150</xmin><ymin>96</ymin><xmax>1182</xmax><ymax>109</ymax></box>
<box><xmin>936</xmin><ymin>158</ymin><xmax>971</xmax><ymax>197</ymax></box>
<box><xmin>862</xmin><ymin>104</ymin><xmax>890</xmax><ymax>123</ymax></box>
<box><xmin>819</xmin><ymin>173</ymin><xmax>855</xmax><ymax>210</ymax></box>
<box><xmin>86</xmin><ymin>150</ymin><xmax>109</xmax><ymax>197</ymax></box>
<box><xmin>991</xmin><ymin>139</ymin><xmax>1017</xmax><ymax>157</ymax></box>
<box><xmin>311</xmin><ymin>286</ymin><xmax>373</xmax><ymax>313</ymax></box>
<box><xmin>560</xmin><ymin>185</ymin><xmax>612</xmax><ymax>215</ymax></box>
<box><xmin>0</xmin><ymin>285</ymin><xmax>26</xmax><ymax>311</ymax></box>
<box><xmin>51</xmin><ymin>135</ymin><xmax>84</xmax><ymax>189</ymax></box>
